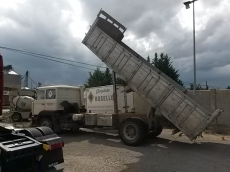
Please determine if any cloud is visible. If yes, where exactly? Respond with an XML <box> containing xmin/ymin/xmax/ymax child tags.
<box><xmin>0</xmin><ymin>0</ymin><xmax>229</xmax><ymax>89</ymax></box>
<box><xmin>0</xmin><ymin>0</ymin><xmax>105</xmax><ymax>87</ymax></box>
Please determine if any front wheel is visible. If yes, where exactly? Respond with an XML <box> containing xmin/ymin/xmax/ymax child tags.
<box><xmin>119</xmin><ymin>118</ymin><xmax>147</xmax><ymax>146</ymax></box>
<box><xmin>38</xmin><ymin>117</ymin><xmax>53</xmax><ymax>130</ymax></box>
<box><xmin>11</xmin><ymin>112</ymin><xmax>22</xmax><ymax>122</ymax></box>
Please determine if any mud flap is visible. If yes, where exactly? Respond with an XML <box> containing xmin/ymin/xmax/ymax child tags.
<box><xmin>35</xmin><ymin>133</ymin><xmax>64</xmax><ymax>171</ymax></box>
<box><xmin>147</xmin><ymin>107</ymin><xmax>156</xmax><ymax>129</ymax></box>
<box><xmin>38</xmin><ymin>148</ymin><xmax>64</xmax><ymax>171</ymax></box>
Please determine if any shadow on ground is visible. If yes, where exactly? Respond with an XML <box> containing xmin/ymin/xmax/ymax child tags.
<box><xmin>59</xmin><ymin>129</ymin><xmax>230</xmax><ymax>172</ymax></box>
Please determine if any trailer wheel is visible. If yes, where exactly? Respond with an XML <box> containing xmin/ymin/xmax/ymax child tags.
<box><xmin>119</xmin><ymin>118</ymin><xmax>147</xmax><ymax>146</ymax></box>
<box><xmin>19</xmin><ymin>128</ymin><xmax>43</xmax><ymax>138</ymax></box>
<box><xmin>38</xmin><ymin>117</ymin><xmax>53</xmax><ymax>130</ymax></box>
<box><xmin>11</xmin><ymin>112</ymin><xmax>22</xmax><ymax>122</ymax></box>
<box><xmin>36</xmin><ymin>126</ymin><xmax>54</xmax><ymax>136</ymax></box>
<box><xmin>148</xmin><ymin>125</ymin><xmax>163</xmax><ymax>139</ymax></box>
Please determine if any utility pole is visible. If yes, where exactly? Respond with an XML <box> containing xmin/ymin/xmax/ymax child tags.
<box><xmin>112</xmin><ymin>71</ymin><xmax>118</xmax><ymax>114</ymax></box>
<box><xmin>183</xmin><ymin>0</ymin><xmax>197</xmax><ymax>96</ymax></box>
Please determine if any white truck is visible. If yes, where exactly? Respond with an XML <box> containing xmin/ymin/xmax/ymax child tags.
<box><xmin>30</xmin><ymin>85</ymin><xmax>165</xmax><ymax>146</ymax></box>
<box><xmin>81</xmin><ymin>9</ymin><xmax>224</xmax><ymax>145</ymax></box>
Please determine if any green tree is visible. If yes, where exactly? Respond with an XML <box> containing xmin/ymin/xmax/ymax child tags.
<box><xmin>85</xmin><ymin>67</ymin><xmax>127</xmax><ymax>88</ymax></box>
<box><xmin>151</xmin><ymin>53</ymin><xmax>184</xmax><ymax>86</ymax></box>
<box><xmin>189</xmin><ymin>83</ymin><xmax>206</xmax><ymax>90</ymax></box>
<box><xmin>116</xmin><ymin>76</ymin><xmax>127</xmax><ymax>85</ymax></box>
<box><xmin>103</xmin><ymin>68</ymin><xmax>113</xmax><ymax>85</ymax></box>
<box><xmin>147</xmin><ymin>55</ymin><xmax>150</xmax><ymax>63</ymax></box>
<box><xmin>84</xmin><ymin>68</ymin><xmax>109</xmax><ymax>88</ymax></box>
<box><xmin>227</xmin><ymin>86</ymin><xmax>230</xmax><ymax>89</ymax></box>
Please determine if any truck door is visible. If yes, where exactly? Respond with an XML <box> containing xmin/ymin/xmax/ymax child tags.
<box><xmin>33</xmin><ymin>89</ymin><xmax>45</xmax><ymax>115</ymax></box>
<box><xmin>45</xmin><ymin>89</ymin><xmax>56</xmax><ymax>111</ymax></box>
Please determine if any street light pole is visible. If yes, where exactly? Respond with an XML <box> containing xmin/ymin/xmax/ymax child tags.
<box><xmin>183</xmin><ymin>0</ymin><xmax>197</xmax><ymax>96</ymax></box>
<box><xmin>193</xmin><ymin>1</ymin><xmax>196</xmax><ymax>97</ymax></box>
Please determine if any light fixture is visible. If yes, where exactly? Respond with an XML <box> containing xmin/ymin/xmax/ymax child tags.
<box><xmin>183</xmin><ymin>1</ymin><xmax>191</xmax><ymax>9</ymax></box>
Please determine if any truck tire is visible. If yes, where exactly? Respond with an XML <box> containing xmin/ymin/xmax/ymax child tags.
<box><xmin>148</xmin><ymin>125</ymin><xmax>163</xmax><ymax>139</ymax></box>
<box><xmin>38</xmin><ymin>117</ymin><xmax>53</xmax><ymax>130</ymax></box>
<box><xmin>36</xmin><ymin>126</ymin><xmax>54</xmax><ymax>136</ymax></box>
<box><xmin>19</xmin><ymin>128</ymin><xmax>43</xmax><ymax>138</ymax></box>
<box><xmin>119</xmin><ymin>118</ymin><xmax>147</xmax><ymax>146</ymax></box>
<box><xmin>11</xmin><ymin>112</ymin><xmax>22</xmax><ymax>122</ymax></box>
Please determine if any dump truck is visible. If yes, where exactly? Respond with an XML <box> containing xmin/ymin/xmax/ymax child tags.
<box><xmin>82</xmin><ymin>9</ymin><xmax>224</xmax><ymax>144</ymax></box>
<box><xmin>31</xmin><ymin>84</ymin><xmax>167</xmax><ymax>146</ymax></box>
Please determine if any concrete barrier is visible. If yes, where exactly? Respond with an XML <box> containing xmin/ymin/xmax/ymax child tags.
<box><xmin>133</xmin><ymin>89</ymin><xmax>230</xmax><ymax>134</ymax></box>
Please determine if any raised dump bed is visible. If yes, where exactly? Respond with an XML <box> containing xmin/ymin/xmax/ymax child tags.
<box><xmin>82</xmin><ymin>10</ymin><xmax>223</xmax><ymax>140</ymax></box>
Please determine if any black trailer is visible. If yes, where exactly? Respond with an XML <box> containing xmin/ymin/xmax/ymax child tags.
<box><xmin>0</xmin><ymin>126</ymin><xmax>64</xmax><ymax>172</ymax></box>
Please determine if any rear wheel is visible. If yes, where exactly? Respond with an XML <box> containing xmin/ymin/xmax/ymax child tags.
<box><xmin>119</xmin><ymin>118</ymin><xmax>147</xmax><ymax>146</ymax></box>
<box><xmin>36</xmin><ymin>126</ymin><xmax>54</xmax><ymax>136</ymax></box>
<box><xmin>38</xmin><ymin>117</ymin><xmax>53</xmax><ymax>130</ymax></box>
<box><xmin>11</xmin><ymin>112</ymin><xmax>22</xmax><ymax>122</ymax></box>
<box><xmin>19</xmin><ymin>128</ymin><xmax>43</xmax><ymax>138</ymax></box>
<box><xmin>70</xmin><ymin>127</ymin><xmax>80</xmax><ymax>132</ymax></box>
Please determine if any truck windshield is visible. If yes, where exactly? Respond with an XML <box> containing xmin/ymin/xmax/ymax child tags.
<box><xmin>36</xmin><ymin>90</ymin><xmax>45</xmax><ymax>99</ymax></box>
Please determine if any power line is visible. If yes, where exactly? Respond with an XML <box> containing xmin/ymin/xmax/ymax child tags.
<box><xmin>0</xmin><ymin>45</ymin><xmax>105</xmax><ymax>68</ymax></box>
<box><xmin>18</xmin><ymin>50</ymin><xmax>96</xmax><ymax>70</ymax></box>
<box><xmin>0</xmin><ymin>45</ymin><xmax>106</xmax><ymax>69</ymax></box>
<box><xmin>0</xmin><ymin>46</ymin><xmax>95</xmax><ymax>70</ymax></box>
<box><xmin>1</xmin><ymin>45</ymin><xmax>226</xmax><ymax>89</ymax></box>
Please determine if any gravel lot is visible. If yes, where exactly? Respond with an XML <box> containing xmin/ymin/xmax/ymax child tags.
<box><xmin>1</xmin><ymin>112</ymin><xmax>229</xmax><ymax>172</ymax></box>
<box><xmin>60</xmin><ymin>129</ymin><xmax>230</xmax><ymax>172</ymax></box>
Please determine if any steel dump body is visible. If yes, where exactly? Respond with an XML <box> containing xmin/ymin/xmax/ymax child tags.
<box><xmin>82</xmin><ymin>10</ymin><xmax>222</xmax><ymax>140</ymax></box>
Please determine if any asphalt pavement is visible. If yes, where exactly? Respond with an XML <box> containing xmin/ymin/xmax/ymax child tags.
<box><xmin>60</xmin><ymin>129</ymin><xmax>230</xmax><ymax>172</ymax></box>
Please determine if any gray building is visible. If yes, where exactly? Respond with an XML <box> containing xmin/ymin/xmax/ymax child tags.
<box><xmin>3</xmin><ymin>69</ymin><xmax>21</xmax><ymax>106</ymax></box>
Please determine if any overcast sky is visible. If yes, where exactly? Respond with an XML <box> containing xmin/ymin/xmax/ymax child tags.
<box><xmin>0</xmin><ymin>0</ymin><xmax>229</xmax><ymax>89</ymax></box>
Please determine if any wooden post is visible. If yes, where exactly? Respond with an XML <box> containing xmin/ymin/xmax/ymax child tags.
<box><xmin>112</xmin><ymin>71</ymin><xmax>118</xmax><ymax>114</ymax></box>
<box><xmin>0</xmin><ymin>54</ymin><xmax>3</xmax><ymax>116</ymax></box>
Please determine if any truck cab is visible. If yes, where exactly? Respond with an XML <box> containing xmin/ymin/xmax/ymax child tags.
<box><xmin>32</xmin><ymin>85</ymin><xmax>85</xmax><ymax>132</ymax></box>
